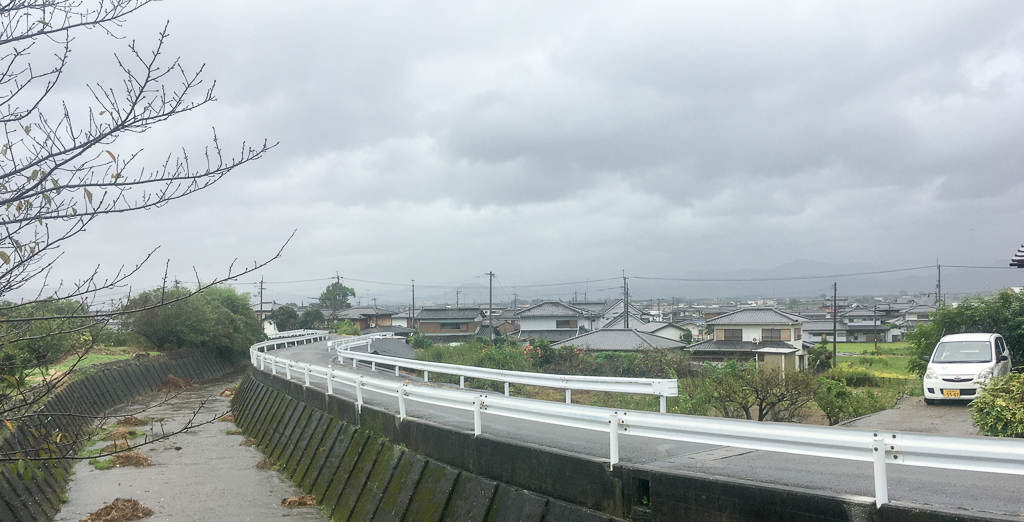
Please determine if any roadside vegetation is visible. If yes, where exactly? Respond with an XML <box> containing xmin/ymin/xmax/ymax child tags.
<box><xmin>413</xmin><ymin>335</ymin><xmax>923</xmax><ymax>426</ymax></box>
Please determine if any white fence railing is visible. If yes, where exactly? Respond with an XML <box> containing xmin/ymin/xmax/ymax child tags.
<box><xmin>333</xmin><ymin>345</ymin><xmax>678</xmax><ymax>412</ymax></box>
<box><xmin>249</xmin><ymin>332</ymin><xmax>1024</xmax><ymax>508</ymax></box>
<box><xmin>327</xmin><ymin>332</ymin><xmax>395</xmax><ymax>352</ymax></box>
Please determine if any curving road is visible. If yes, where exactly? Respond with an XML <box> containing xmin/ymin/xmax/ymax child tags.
<box><xmin>264</xmin><ymin>338</ymin><xmax>1024</xmax><ymax>519</ymax></box>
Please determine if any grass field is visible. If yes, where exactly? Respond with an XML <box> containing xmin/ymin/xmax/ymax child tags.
<box><xmin>834</xmin><ymin>341</ymin><xmax>910</xmax><ymax>355</ymax></box>
<box><xmin>25</xmin><ymin>346</ymin><xmax>159</xmax><ymax>382</ymax></box>
<box><xmin>835</xmin><ymin>354</ymin><xmax>915</xmax><ymax>377</ymax></box>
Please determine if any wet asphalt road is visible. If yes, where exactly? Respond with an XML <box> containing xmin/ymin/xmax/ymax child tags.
<box><xmin>267</xmin><ymin>339</ymin><xmax>1024</xmax><ymax>519</ymax></box>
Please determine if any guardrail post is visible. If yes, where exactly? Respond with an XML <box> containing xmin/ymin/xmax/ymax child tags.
<box><xmin>660</xmin><ymin>395</ymin><xmax>667</xmax><ymax>413</ymax></box>
<box><xmin>327</xmin><ymin>368</ymin><xmax>334</xmax><ymax>394</ymax></box>
<box><xmin>352</xmin><ymin>358</ymin><xmax>357</xmax><ymax>368</ymax></box>
<box><xmin>355</xmin><ymin>377</ymin><xmax>363</xmax><ymax>413</ymax></box>
<box><xmin>473</xmin><ymin>396</ymin><xmax>482</xmax><ymax>436</ymax></box>
<box><xmin>260</xmin><ymin>356</ymin><xmax>265</xmax><ymax>371</ymax></box>
<box><xmin>395</xmin><ymin>365</ymin><xmax>400</xmax><ymax>377</ymax></box>
<box><xmin>609</xmin><ymin>413</ymin><xmax>620</xmax><ymax>469</ymax></box>
<box><xmin>566</xmin><ymin>389</ymin><xmax>572</xmax><ymax>404</ymax></box>
<box><xmin>398</xmin><ymin>384</ymin><xmax>407</xmax><ymax>420</ymax></box>
<box><xmin>271</xmin><ymin>360</ymin><xmax>277</xmax><ymax>375</ymax></box>
<box><xmin>460</xmin><ymin>376</ymin><xmax>465</xmax><ymax>389</ymax></box>
<box><xmin>872</xmin><ymin>435</ymin><xmax>889</xmax><ymax>507</ymax></box>
<box><xmin>371</xmin><ymin>361</ymin><xmax>376</xmax><ymax>372</ymax></box>
<box><xmin>304</xmin><ymin>364</ymin><xmax>310</xmax><ymax>386</ymax></box>
<box><xmin>424</xmin><ymin>370</ymin><xmax>429</xmax><ymax>383</ymax></box>
<box><xmin>504</xmin><ymin>382</ymin><xmax>510</xmax><ymax>396</ymax></box>
<box><xmin>285</xmin><ymin>362</ymin><xmax>291</xmax><ymax>380</ymax></box>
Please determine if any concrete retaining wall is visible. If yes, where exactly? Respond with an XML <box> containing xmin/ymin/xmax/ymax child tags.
<box><xmin>237</xmin><ymin>369</ymin><xmax>1011</xmax><ymax>522</ymax></box>
<box><xmin>0</xmin><ymin>352</ymin><xmax>239</xmax><ymax>521</ymax></box>
<box><xmin>232</xmin><ymin>370</ymin><xmax>625</xmax><ymax>522</ymax></box>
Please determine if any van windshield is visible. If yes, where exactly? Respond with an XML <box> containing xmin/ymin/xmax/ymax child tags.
<box><xmin>932</xmin><ymin>341</ymin><xmax>992</xmax><ymax>363</ymax></box>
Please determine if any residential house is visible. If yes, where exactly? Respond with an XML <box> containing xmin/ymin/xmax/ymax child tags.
<box><xmin>674</xmin><ymin>319</ymin><xmax>707</xmax><ymax>342</ymax></box>
<box><xmin>334</xmin><ymin>306</ymin><xmax>396</xmax><ymax>330</ymax></box>
<box><xmin>891</xmin><ymin>304</ymin><xmax>936</xmax><ymax>340</ymax></box>
<box><xmin>636</xmin><ymin>321</ymin><xmax>691</xmax><ymax>343</ymax></box>
<box><xmin>414</xmin><ymin>307</ymin><xmax>485</xmax><ymax>344</ymax></box>
<box><xmin>801</xmin><ymin>320</ymin><xmax>848</xmax><ymax>343</ymax></box>
<box><xmin>687</xmin><ymin>308</ymin><xmax>809</xmax><ymax>371</ymax></box>
<box><xmin>515</xmin><ymin>301</ymin><xmax>595</xmax><ymax>343</ymax></box>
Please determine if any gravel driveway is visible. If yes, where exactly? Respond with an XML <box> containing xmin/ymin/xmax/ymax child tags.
<box><xmin>841</xmin><ymin>395</ymin><xmax>982</xmax><ymax>437</ymax></box>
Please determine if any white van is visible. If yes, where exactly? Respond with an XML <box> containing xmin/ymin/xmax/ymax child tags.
<box><xmin>922</xmin><ymin>333</ymin><xmax>1012</xmax><ymax>405</ymax></box>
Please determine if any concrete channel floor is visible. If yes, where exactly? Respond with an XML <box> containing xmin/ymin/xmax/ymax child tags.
<box><xmin>266</xmin><ymin>338</ymin><xmax>1024</xmax><ymax>520</ymax></box>
<box><xmin>55</xmin><ymin>371</ymin><xmax>326</xmax><ymax>522</ymax></box>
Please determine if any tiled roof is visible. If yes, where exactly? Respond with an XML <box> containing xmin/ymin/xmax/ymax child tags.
<box><xmin>365</xmin><ymin>338</ymin><xmax>415</xmax><ymax>359</ymax></box>
<box><xmin>636</xmin><ymin>321</ymin><xmax>683</xmax><ymax>334</ymax></box>
<box><xmin>552</xmin><ymin>329</ymin><xmax>684</xmax><ymax>351</ymax></box>
<box><xmin>517</xmin><ymin>329</ymin><xmax>585</xmax><ymax>343</ymax></box>
<box><xmin>706</xmin><ymin>308</ymin><xmax>805</xmax><ymax>325</ymax></box>
<box><xmin>802</xmin><ymin>320</ymin><xmax>848</xmax><ymax>332</ymax></box>
<box><xmin>335</xmin><ymin>306</ymin><xmax>397</xmax><ymax>319</ymax></box>
<box><xmin>360</xmin><ymin>326</ymin><xmax>414</xmax><ymax>336</ymax></box>
<box><xmin>686</xmin><ymin>339</ymin><xmax>795</xmax><ymax>353</ymax></box>
<box><xmin>515</xmin><ymin>301</ymin><xmax>591</xmax><ymax>317</ymax></box>
<box><xmin>416</xmin><ymin>308</ymin><xmax>483</xmax><ymax>320</ymax></box>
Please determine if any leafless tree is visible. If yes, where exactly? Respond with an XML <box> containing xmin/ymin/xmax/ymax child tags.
<box><xmin>0</xmin><ymin>0</ymin><xmax>282</xmax><ymax>473</ymax></box>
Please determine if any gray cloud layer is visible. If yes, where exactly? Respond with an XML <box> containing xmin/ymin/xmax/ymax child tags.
<box><xmin>33</xmin><ymin>0</ymin><xmax>1024</xmax><ymax>304</ymax></box>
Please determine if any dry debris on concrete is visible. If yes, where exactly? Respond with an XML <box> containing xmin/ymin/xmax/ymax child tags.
<box><xmin>114</xmin><ymin>416</ymin><xmax>150</xmax><ymax>427</ymax></box>
<box><xmin>281</xmin><ymin>494</ymin><xmax>316</xmax><ymax>508</ymax></box>
<box><xmin>110</xmin><ymin>451</ymin><xmax>152</xmax><ymax>468</ymax></box>
<box><xmin>156</xmin><ymin>374</ymin><xmax>195</xmax><ymax>392</ymax></box>
<box><xmin>255</xmin><ymin>458</ymin><xmax>276</xmax><ymax>469</ymax></box>
<box><xmin>240</xmin><ymin>438</ymin><xmax>256</xmax><ymax>447</ymax></box>
<box><xmin>217</xmin><ymin>412</ymin><xmax>235</xmax><ymax>423</ymax></box>
<box><xmin>79</xmin><ymin>497</ymin><xmax>153</xmax><ymax>521</ymax></box>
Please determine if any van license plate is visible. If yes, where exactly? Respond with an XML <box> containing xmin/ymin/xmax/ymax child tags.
<box><xmin>943</xmin><ymin>389</ymin><xmax>960</xmax><ymax>398</ymax></box>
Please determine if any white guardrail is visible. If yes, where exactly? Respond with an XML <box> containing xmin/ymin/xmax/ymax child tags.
<box><xmin>250</xmin><ymin>331</ymin><xmax>1024</xmax><ymax>508</ymax></box>
<box><xmin>327</xmin><ymin>334</ymin><xmax>678</xmax><ymax>413</ymax></box>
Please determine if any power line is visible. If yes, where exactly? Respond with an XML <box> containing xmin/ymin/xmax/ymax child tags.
<box><xmin>630</xmin><ymin>266</ymin><xmax>937</xmax><ymax>282</ymax></box>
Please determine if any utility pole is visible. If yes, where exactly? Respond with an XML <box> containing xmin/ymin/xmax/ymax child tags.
<box><xmin>832</xmin><ymin>282</ymin><xmax>838</xmax><ymax>369</ymax></box>
<box><xmin>411</xmin><ymin>280</ymin><xmax>416</xmax><ymax>329</ymax></box>
<box><xmin>456</xmin><ymin>289</ymin><xmax>460</xmax><ymax>307</ymax></box>
<box><xmin>873</xmin><ymin>302</ymin><xmax>879</xmax><ymax>354</ymax></box>
<box><xmin>487</xmin><ymin>272</ymin><xmax>495</xmax><ymax>341</ymax></box>
<box><xmin>936</xmin><ymin>261</ymin><xmax>942</xmax><ymax>305</ymax></box>
<box><xmin>623</xmin><ymin>271</ymin><xmax>630</xmax><ymax>329</ymax></box>
<box><xmin>258</xmin><ymin>277</ymin><xmax>265</xmax><ymax>325</ymax></box>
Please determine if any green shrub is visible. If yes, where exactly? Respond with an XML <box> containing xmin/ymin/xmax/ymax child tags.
<box><xmin>970</xmin><ymin>373</ymin><xmax>1024</xmax><ymax>438</ymax></box>
<box><xmin>814</xmin><ymin>377</ymin><xmax>894</xmax><ymax>425</ymax></box>
<box><xmin>330</xmin><ymin>320</ymin><xmax>360</xmax><ymax>336</ymax></box>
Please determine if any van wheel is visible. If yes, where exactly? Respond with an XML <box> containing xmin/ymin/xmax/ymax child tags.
<box><xmin>924</xmin><ymin>398</ymin><xmax>935</xmax><ymax>405</ymax></box>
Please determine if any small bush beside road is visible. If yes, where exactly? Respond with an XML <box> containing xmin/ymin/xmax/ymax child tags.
<box><xmin>970</xmin><ymin>373</ymin><xmax>1024</xmax><ymax>438</ymax></box>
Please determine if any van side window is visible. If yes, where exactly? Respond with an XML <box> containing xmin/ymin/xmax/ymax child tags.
<box><xmin>996</xmin><ymin>338</ymin><xmax>1007</xmax><ymax>355</ymax></box>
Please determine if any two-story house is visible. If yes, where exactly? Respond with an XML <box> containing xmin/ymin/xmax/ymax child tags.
<box><xmin>687</xmin><ymin>308</ymin><xmax>809</xmax><ymax>372</ymax></box>
<box><xmin>515</xmin><ymin>301</ymin><xmax>595</xmax><ymax>342</ymax></box>
<box><xmin>414</xmin><ymin>307</ymin><xmax>485</xmax><ymax>344</ymax></box>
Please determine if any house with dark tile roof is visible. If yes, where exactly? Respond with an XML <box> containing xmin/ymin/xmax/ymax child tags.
<box><xmin>415</xmin><ymin>307</ymin><xmax>485</xmax><ymax>343</ymax></box>
<box><xmin>334</xmin><ymin>306</ymin><xmax>397</xmax><ymax>330</ymax></box>
<box><xmin>515</xmin><ymin>301</ymin><xmax>595</xmax><ymax>343</ymax></box>
<box><xmin>687</xmin><ymin>308</ymin><xmax>810</xmax><ymax>371</ymax></box>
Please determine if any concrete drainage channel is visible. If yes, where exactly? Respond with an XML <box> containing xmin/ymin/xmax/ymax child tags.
<box><xmin>0</xmin><ymin>352</ymin><xmax>240</xmax><ymax>521</ymax></box>
<box><xmin>55</xmin><ymin>371</ymin><xmax>325</xmax><ymax>521</ymax></box>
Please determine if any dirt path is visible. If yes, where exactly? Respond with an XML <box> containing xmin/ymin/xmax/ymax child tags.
<box><xmin>55</xmin><ymin>371</ymin><xmax>325</xmax><ymax>521</ymax></box>
<box><xmin>842</xmin><ymin>395</ymin><xmax>982</xmax><ymax>437</ymax></box>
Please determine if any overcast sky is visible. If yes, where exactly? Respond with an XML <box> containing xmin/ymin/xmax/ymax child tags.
<box><xmin>33</xmin><ymin>1</ymin><xmax>1024</xmax><ymax>306</ymax></box>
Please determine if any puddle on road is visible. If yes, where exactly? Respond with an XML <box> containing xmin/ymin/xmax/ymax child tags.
<box><xmin>55</xmin><ymin>371</ymin><xmax>326</xmax><ymax>521</ymax></box>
